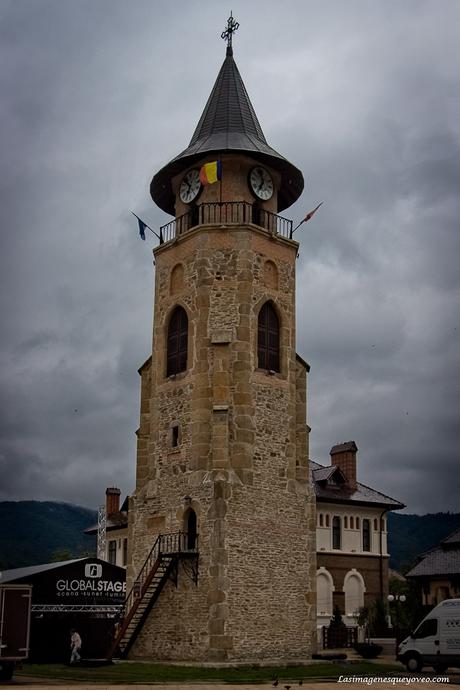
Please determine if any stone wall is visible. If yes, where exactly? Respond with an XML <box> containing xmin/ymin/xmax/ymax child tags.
<box><xmin>128</xmin><ymin>215</ymin><xmax>316</xmax><ymax>661</ymax></box>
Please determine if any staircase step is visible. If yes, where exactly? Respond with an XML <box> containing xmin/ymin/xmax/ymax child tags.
<box><xmin>108</xmin><ymin>551</ymin><xmax>180</xmax><ymax>661</ymax></box>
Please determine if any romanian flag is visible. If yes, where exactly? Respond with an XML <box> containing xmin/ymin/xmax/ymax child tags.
<box><xmin>302</xmin><ymin>202</ymin><xmax>323</xmax><ymax>223</ymax></box>
<box><xmin>199</xmin><ymin>160</ymin><xmax>222</xmax><ymax>185</ymax></box>
<box><xmin>292</xmin><ymin>202</ymin><xmax>324</xmax><ymax>235</ymax></box>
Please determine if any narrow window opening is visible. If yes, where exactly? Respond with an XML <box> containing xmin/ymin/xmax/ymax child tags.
<box><xmin>258</xmin><ymin>302</ymin><xmax>280</xmax><ymax>372</ymax></box>
<box><xmin>167</xmin><ymin>306</ymin><xmax>188</xmax><ymax>377</ymax></box>
<box><xmin>363</xmin><ymin>518</ymin><xmax>371</xmax><ymax>552</ymax></box>
<box><xmin>172</xmin><ymin>425</ymin><xmax>179</xmax><ymax>448</ymax></box>
<box><xmin>332</xmin><ymin>516</ymin><xmax>341</xmax><ymax>550</ymax></box>
<box><xmin>184</xmin><ymin>508</ymin><xmax>197</xmax><ymax>550</ymax></box>
<box><xmin>108</xmin><ymin>540</ymin><xmax>117</xmax><ymax>565</ymax></box>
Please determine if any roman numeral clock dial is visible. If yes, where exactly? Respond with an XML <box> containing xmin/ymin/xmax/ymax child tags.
<box><xmin>180</xmin><ymin>169</ymin><xmax>201</xmax><ymax>203</ymax></box>
<box><xmin>249</xmin><ymin>166</ymin><xmax>274</xmax><ymax>201</ymax></box>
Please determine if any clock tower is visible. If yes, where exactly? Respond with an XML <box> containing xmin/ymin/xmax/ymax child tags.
<box><xmin>124</xmin><ymin>17</ymin><xmax>317</xmax><ymax>662</ymax></box>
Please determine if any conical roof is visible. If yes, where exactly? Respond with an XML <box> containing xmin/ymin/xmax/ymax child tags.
<box><xmin>151</xmin><ymin>47</ymin><xmax>304</xmax><ymax>215</ymax></box>
<box><xmin>187</xmin><ymin>45</ymin><xmax>267</xmax><ymax>150</ymax></box>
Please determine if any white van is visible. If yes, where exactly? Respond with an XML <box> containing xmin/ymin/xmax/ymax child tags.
<box><xmin>397</xmin><ymin>598</ymin><xmax>460</xmax><ymax>673</ymax></box>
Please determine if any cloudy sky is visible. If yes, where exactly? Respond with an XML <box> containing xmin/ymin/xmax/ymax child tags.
<box><xmin>1</xmin><ymin>0</ymin><xmax>459</xmax><ymax>515</ymax></box>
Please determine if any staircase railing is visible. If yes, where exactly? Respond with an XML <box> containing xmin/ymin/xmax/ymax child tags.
<box><xmin>108</xmin><ymin>530</ymin><xmax>198</xmax><ymax>659</ymax></box>
<box><xmin>124</xmin><ymin>530</ymin><xmax>192</xmax><ymax>615</ymax></box>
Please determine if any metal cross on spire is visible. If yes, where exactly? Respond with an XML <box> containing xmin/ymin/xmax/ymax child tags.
<box><xmin>221</xmin><ymin>12</ymin><xmax>239</xmax><ymax>53</ymax></box>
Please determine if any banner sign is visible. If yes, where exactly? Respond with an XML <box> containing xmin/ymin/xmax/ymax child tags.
<box><xmin>13</xmin><ymin>558</ymin><xmax>126</xmax><ymax>608</ymax></box>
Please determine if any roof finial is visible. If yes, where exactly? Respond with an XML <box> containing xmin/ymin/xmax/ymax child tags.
<box><xmin>221</xmin><ymin>11</ymin><xmax>239</xmax><ymax>56</ymax></box>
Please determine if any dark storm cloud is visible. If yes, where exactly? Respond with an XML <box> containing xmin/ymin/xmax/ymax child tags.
<box><xmin>0</xmin><ymin>0</ymin><xmax>459</xmax><ymax>513</ymax></box>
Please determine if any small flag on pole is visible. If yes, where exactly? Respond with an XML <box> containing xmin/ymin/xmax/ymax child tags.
<box><xmin>199</xmin><ymin>160</ymin><xmax>222</xmax><ymax>185</ymax></box>
<box><xmin>292</xmin><ymin>202</ymin><xmax>323</xmax><ymax>235</ymax></box>
<box><xmin>302</xmin><ymin>202</ymin><xmax>323</xmax><ymax>223</ymax></box>
<box><xmin>137</xmin><ymin>217</ymin><xmax>147</xmax><ymax>241</ymax></box>
<box><xmin>131</xmin><ymin>211</ymin><xmax>162</xmax><ymax>242</ymax></box>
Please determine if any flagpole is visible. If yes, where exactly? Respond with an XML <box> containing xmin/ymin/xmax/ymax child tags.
<box><xmin>219</xmin><ymin>160</ymin><xmax>222</xmax><ymax>206</ymax></box>
<box><xmin>291</xmin><ymin>202</ymin><xmax>323</xmax><ymax>236</ymax></box>
<box><xmin>131</xmin><ymin>211</ymin><xmax>162</xmax><ymax>241</ymax></box>
<box><xmin>292</xmin><ymin>220</ymin><xmax>305</xmax><ymax>234</ymax></box>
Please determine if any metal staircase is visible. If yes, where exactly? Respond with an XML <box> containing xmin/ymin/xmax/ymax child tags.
<box><xmin>107</xmin><ymin>531</ymin><xmax>198</xmax><ymax>659</ymax></box>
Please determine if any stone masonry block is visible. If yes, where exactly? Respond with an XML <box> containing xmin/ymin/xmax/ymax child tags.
<box><xmin>207</xmin><ymin>590</ymin><xmax>226</xmax><ymax>605</ymax></box>
<box><xmin>209</xmin><ymin>619</ymin><xmax>225</xmax><ymax>635</ymax></box>
<box><xmin>209</xmin><ymin>635</ymin><xmax>234</xmax><ymax>650</ymax></box>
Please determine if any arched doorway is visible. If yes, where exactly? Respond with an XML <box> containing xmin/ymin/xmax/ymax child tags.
<box><xmin>184</xmin><ymin>508</ymin><xmax>197</xmax><ymax>550</ymax></box>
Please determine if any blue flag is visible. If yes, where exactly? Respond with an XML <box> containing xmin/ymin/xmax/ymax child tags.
<box><xmin>137</xmin><ymin>217</ymin><xmax>146</xmax><ymax>241</ymax></box>
<box><xmin>131</xmin><ymin>211</ymin><xmax>162</xmax><ymax>243</ymax></box>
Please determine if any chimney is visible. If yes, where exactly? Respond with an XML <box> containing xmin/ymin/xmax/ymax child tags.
<box><xmin>330</xmin><ymin>441</ymin><xmax>358</xmax><ymax>490</ymax></box>
<box><xmin>105</xmin><ymin>487</ymin><xmax>121</xmax><ymax>515</ymax></box>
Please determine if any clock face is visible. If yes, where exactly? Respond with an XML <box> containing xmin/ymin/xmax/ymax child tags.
<box><xmin>249</xmin><ymin>166</ymin><xmax>274</xmax><ymax>201</ymax></box>
<box><xmin>179</xmin><ymin>169</ymin><xmax>201</xmax><ymax>204</ymax></box>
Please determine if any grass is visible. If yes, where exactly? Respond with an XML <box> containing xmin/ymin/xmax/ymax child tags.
<box><xmin>17</xmin><ymin>660</ymin><xmax>404</xmax><ymax>684</ymax></box>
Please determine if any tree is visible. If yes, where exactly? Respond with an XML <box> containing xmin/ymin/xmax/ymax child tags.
<box><xmin>51</xmin><ymin>548</ymin><xmax>73</xmax><ymax>562</ymax></box>
<box><xmin>389</xmin><ymin>578</ymin><xmax>425</xmax><ymax>636</ymax></box>
<box><xmin>327</xmin><ymin>605</ymin><xmax>348</xmax><ymax>648</ymax></box>
<box><xmin>329</xmin><ymin>604</ymin><xmax>346</xmax><ymax>630</ymax></box>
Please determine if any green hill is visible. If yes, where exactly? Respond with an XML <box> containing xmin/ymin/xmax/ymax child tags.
<box><xmin>0</xmin><ymin>501</ymin><xmax>459</xmax><ymax>573</ymax></box>
<box><xmin>0</xmin><ymin>501</ymin><xmax>96</xmax><ymax>570</ymax></box>
<box><xmin>388</xmin><ymin>511</ymin><xmax>460</xmax><ymax>572</ymax></box>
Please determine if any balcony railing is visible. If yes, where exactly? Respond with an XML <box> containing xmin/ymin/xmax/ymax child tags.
<box><xmin>159</xmin><ymin>201</ymin><xmax>293</xmax><ymax>244</ymax></box>
<box><xmin>124</xmin><ymin>531</ymin><xmax>197</xmax><ymax>617</ymax></box>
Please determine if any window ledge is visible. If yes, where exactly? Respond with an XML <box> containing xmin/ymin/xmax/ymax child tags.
<box><xmin>254</xmin><ymin>368</ymin><xmax>288</xmax><ymax>383</ymax></box>
<box><xmin>165</xmin><ymin>370</ymin><xmax>188</xmax><ymax>383</ymax></box>
<box><xmin>317</xmin><ymin>549</ymin><xmax>389</xmax><ymax>557</ymax></box>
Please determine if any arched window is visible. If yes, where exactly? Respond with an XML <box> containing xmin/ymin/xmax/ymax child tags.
<box><xmin>170</xmin><ymin>264</ymin><xmax>184</xmax><ymax>295</ymax></box>
<box><xmin>167</xmin><ymin>306</ymin><xmax>188</xmax><ymax>376</ymax></box>
<box><xmin>317</xmin><ymin>568</ymin><xmax>334</xmax><ymax>616</ymax></box>
<box><xmin>332</xmin><ymin>516</ymin><xmax>341</xmax><ymax>550</ymax></box>
<box><xmin>319</xmin><ymin>513</ymin><xmax>324</xmax><ymax>527</ymax></box>
<box><xmin>344</xmin><ymin>570</ymin><xmax>365</xmax><ymax>615</ymax></box>
<box><xmin>363</xmin><ymin>518</ymin><xmax>371</xmax><ymax>552</ymax></box>
<box><xmin>258</xmin><ymin>302</ymin><xmax>280</xmax><ymax>371</ymax></box>
<box><xmin>350</xmin><ymin>516</ymin><xmax>354</xmax><ymax>529</ymax></box>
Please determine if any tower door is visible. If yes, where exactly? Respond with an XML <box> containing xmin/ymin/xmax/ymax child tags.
<box><xmin>185</xmin><ymin>508</ymin><xmax>197</xmax><ymax>550</ymax></box>
<box><xmin>252</xmin><ymin>201</ymin><xmax>261</xmax><ymax>227</ymax></box>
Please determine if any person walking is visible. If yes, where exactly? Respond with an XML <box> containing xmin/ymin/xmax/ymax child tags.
<box><xmin>70</xmin><ymin>629</ymin><xmax>82</xmax><ymax>664</ymax></box>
